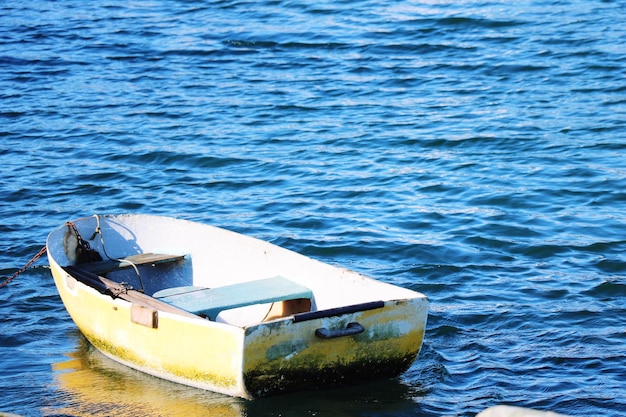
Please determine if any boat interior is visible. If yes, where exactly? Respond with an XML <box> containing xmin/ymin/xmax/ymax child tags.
<box><xmin>51</xmin><ymin>215</ymin><xmax>421</xmax><ymax>328</ymax></box>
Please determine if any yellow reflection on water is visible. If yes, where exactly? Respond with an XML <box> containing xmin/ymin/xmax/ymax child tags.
<box><xmin>47</xmin><ymin>336</ymin><xmax>244</xmax><ymax>417</ymax></box>
<box><xmin>46</xmin><ymin>334</ymin><xmax>424</xmax><ymax>417</ymax></box>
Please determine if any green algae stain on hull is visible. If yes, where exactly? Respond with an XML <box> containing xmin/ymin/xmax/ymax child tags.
<box><xmin>242</xmin><ymin>299</ymin><xmax>428</xmax><ymax>398</ymax></box>
<box><xmin>244</xmin><ymin>353</ymin><xmax>418</xmax><ymax>397</ymax></box>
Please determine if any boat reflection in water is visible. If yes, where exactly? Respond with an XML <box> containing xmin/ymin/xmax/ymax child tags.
<box><xmin>49</xmin><ymin>334</ymin><xmax>427</xmax><ymax>417</ymax></box>
<box><xmin>49</xmin><ymin>335</ymin><xmax>245</xmax><ymax>417</ymax></box>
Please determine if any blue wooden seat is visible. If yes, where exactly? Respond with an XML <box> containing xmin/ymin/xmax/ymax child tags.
<box><xmin>152</xmin><ymin>276</ymin><xmax>313</xmax><ymax>320</ymax></box>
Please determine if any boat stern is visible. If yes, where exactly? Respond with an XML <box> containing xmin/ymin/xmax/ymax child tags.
<box><xmin>241</xmin><ymin>297</ymin><xmax>428</xmax><ymax>398</ymax></box>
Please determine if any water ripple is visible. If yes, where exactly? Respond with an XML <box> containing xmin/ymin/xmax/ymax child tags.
<box><xmin>1</xmin><ymin>0</ymin><xmax>625</xmax><ymax>416</ymax></box>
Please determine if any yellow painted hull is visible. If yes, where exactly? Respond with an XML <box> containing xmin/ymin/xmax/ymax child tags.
<box><xmin>49</xmin><ymin>260</ymin><xmax>248</xmax><ymax>397</ymax></box>
<box><xmin>47</xmin><ymin>214</ymin><xmax>428</xmax><ymax>399</ymax></box>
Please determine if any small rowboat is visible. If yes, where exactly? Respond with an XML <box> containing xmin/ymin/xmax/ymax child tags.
<box><xmin>46</xmin><ymin>214</ymin><xmax>428</xmax><ymax>399</ymax></box>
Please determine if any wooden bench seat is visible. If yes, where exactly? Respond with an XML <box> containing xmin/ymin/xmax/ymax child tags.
<box><xmin>75</xmin><ymin>253</ymin><xmax>186</xmax><ymax>275</ymax></box>
<box><xmin>152</xmin><ymin>276</ymin><xmax>313</xmax><ymax>321</ymax></box>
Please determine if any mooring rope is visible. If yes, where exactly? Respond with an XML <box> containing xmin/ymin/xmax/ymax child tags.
<box><xmin>1</xmin><ymin>217</ymin><xmax>145</xmax><ymax>291</ymax></box>
<box><xmin>1</xmin><ymin>220</ymin><xmax>96</xmax><ymax>289</ymax></box>
<box><xmin>0</xmin><ymin>246</ymin><xmax>47</xmax><ymax>289</ymax></box>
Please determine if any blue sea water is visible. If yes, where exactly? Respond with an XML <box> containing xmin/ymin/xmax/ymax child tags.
<box><xmin>1</xmin><ymin>0</ymin><xmax>625</xmax><ymax>416</ymax></box>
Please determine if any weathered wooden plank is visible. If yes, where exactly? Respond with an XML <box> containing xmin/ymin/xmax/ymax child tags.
<box><xmin>76</xmin><ymin>253</ymin><xmax>186</xmax><ymax>275</ymax></box>
<box><xmin>131</xmin><ymin>304</ymin><xmax>158</xmax><ymax>328</ymax></box>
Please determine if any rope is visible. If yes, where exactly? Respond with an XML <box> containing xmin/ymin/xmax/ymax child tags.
<box><xmin>90</xmin><ymin>214</ymin><xmax>144</xmax><ymax>292</ymax></box>
<box><xmin>0</xmin><ymin>246</ymin><xmax>47</xmax><ymax>289</ymax></box>
<box><xmin>66</xmin><ymin>221</ymin><xmax>102</xmax><ymax>264</ymax></box>
<box><xmin>1</xmin><ymin>217</ymin><xmax>145</xmax><ymax>291</ymax></box>
<box><xmin>1</xmin><ymin>220</ymin><xmax>97</xmax><ymax>288</ymax></box>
